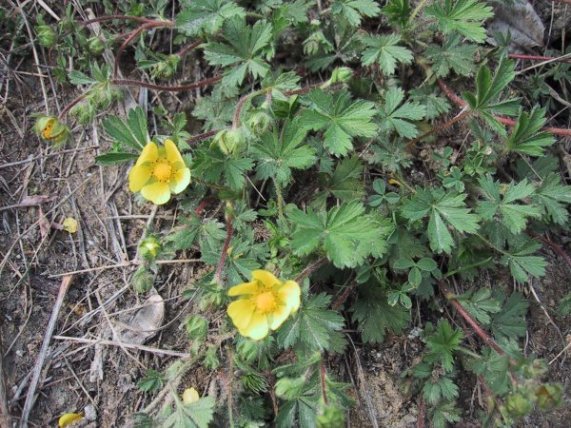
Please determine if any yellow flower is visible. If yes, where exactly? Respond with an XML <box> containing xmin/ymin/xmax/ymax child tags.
<box><xmin>128</xmin><ymin>139</ymin><xmax>191</xmax><ymax>205</ymax></box>
<box><xmin>58</xmin><ymin>412</ymin><xmax>83</xmax><ymax>427</ymax></box>
<box><xmin>63</xmin><ymin>217</ymin><xmax>78</xmax><ymax>234</ymax></box>
<box><xmin>182</xmin><ymin>387</ymin><xmax>200</xmax><ymax>404</ymax></box>
<box><xmin>227</xmin><ymin>270</ymin><xmax>301</xmax><ymax>341</ymax></box>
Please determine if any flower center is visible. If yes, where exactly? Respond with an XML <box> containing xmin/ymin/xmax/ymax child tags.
<box><xmin>255</xmin><ymin>291</ymin><xmax>277</xmax><ymax>314</ymax></box>
<box><xmin>153</xmin><ymin>161</ymin><xmax>172</xmax><ymax>182</ymax></box>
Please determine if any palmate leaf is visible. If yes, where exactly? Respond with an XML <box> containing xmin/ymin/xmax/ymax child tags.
<box><xmin>351</xmin><ymin>281</ymin><xmax>410</xmax><ymax>343</ymax></box>
<box><xmin>476</xmin><ymin>175</ymin><xmax>541</xmax><ymax>234</ymax></box>
<box><xmin>319</xmin><ymin>156</ymin><xmax>364</xmax><ymax>202</ymax></box>
<box><xmin>463</xmin><ymin>59</ymin><xmax>520</xmax><ymax>134</ymax></box>
<box><xmin>277</xmin><ymin>293</ymin><xmax>345</xmax><ymax>353</ymax></box>
<box><xmin>532</xmin><ymin>173</ymin><xmax>571</xmax><ymax>225</ymax></box>
<box><xmin>422</xmin><ymin>375</ymin><xmax>459</xmax><ymax>405</ymax></box>
<box><xmin>250</xmin><ymin>121</ymin><xmax>316</xmax><ymax>186</ymax></box>
<box><xmin>456</xmin><ymin>288</ymin><xmax>501</xmax><ymax>325</ymax></box>
<box><xmin>500</xmin><ymin>239</ymin><xmax>547</xmax><ymax>283</ymax></box>
<box><xmin>163</xmin><ymin>397</ymin><xmax>215</xmax><ymax>428</ymax></box>
<box><xmin>401</xmin><ymin>189</ymin><xmax>479</xmax><ymax>254</ymax></box>
<box><xmin>382</xmin><ymin>0</ymin><xmax>412</xmax><ymax>27</ymax></box>
<box><xmin>299</xmin><ymin>90</ymin><xmax>377</xmax><ymax>156</ymax></box>
<box><xmin>425</xmin><ymin>320</ymin><xmax>464</xmax><ymax>372</ymax></box>
<box><xmin>505</xmin><ymin>107</ymin><xmax>555</xmax><ymax>156</ymax></box>
<box><xmin>425</xmin><ymin>35</ymin><xmax>477</xmax><ymax>77</ymax></box>
<box><xmin>192</xmin><ymin>145</ymin><xmax>254</xmax><ymax>191</ymax></box>
<box><xmin>331</xmin><ymin>0</ymin><xmax>381</xmax><ymax>27</ymax></box>
<box><xmin>409</xmin><ymin>86</ymin><xmax>451</xmax><ymax>120</ymax></box>
<box><xmin>176</xmin><ymin>0</ymin><xmax>245</xmax><ymax>36</ymax></box>
<box><xmin>378</xmin><ymin>87</ymin><xmax>426</xmax><ymax>138</ymax></box>
<box><xmin>202</xmin><ymin>17</ymin><xmax>273</xmax><ymax>87</ymax></box>
<box><xmin>490</xmin><ymin>292</ymin><xmax>528</xmax><ymax>339</ymax></box>
<box><xmin>361</xmin><ymin>33</ymin><xmax>413</xmax><ymax>75</ymax></box>
<box><xmin>287</xmin><ymin>202</ymin><xmax>393</xmax><ymax>268</ymax></box>
<box><xmin>426</xmin><ymin>0</ymin><xmax>494</xmax><ymax>43</ymax></box>
<box><xmin>103</xmin><ymin>107</ymin><xmax>149</xmax><ymax>150</ymax></box>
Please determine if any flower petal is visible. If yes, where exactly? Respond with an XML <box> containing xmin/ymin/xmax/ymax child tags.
<box><xmin>129</xmin><ymin>164</ymin><xmax>152</xmax><ymax>192</ymax></box>
<box><xmin>228</xmin><ymin>298</ymin><xmax>255</xmax><ymax>330</ymax></box>
<box><xmin>170</xmin><ymin>167</ymin><xmax>191</xmax><ymax>194</ymax></box>
<box><xmin>141</xmin><ymin>182</ymin><xmax>171</xmax><ymax>205</ymax></box>
<box><xmin>279</xmin><ymin>280</ymin><xmax>301</xmax><ymax>313</ymax></box>
<box><xmin>269</xmin><ymin>303</ymin><xmax>291</xmax><ymax>330</ymax></box>
<box><xmin>241</xmin><ymin>311</ymin><xmax>269</xmax><ymax>341</ymax></box>
<box><xmin>228</xmin><ymin>281</ymin><xmax>258</xmax><ymax>297</ymax></box>
<box><xmin>164</xmin><ymin>139</ymin><xmax>184</xmax><ymax>165</ymax></box>
<box><xmin>251</xmin><ymin>270</ymin><xmax>281</xmax><ymax>289</ymax></box>
<box><xmin>137</xmin><ymin>142</ymin><xmax>159</xmax><ymax>165</ymax></box>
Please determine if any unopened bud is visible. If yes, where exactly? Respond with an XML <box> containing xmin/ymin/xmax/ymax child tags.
<box><xmin>132</xmin><ymin>266</ymin><xmax>154</xmax><ymax>293</ymax></box>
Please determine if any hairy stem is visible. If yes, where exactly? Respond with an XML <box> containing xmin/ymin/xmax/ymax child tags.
<box><xmin>215</xmin><ymin>215</ymin><xmax>234</xmax><ymax>285</ymax></box>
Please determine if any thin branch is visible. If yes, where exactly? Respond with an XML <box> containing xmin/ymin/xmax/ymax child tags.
<box><xmin>508</xmin><ymin>53</ymin><xmax>571</xmax><ymax>64</ymax></box>
<box><xmin>20</xmin><ymin>276</ymin><xmax>74</xmax><ymax>428</ymax></box>
<box><xmin>81</xmin><ymin>15</ymin><xmax>173</xmax><ymax>26</ymax></box>
<box><xmin>294</xmin><ymin>257</ymin><xmax>328</xmax><ymax>283</ymax></box>
<box><xmin>111</xmin><ymin>75</ymin><xmax>221</xmax><ymax>92</ymax></box>
<box><xmin>438</xmin><ymin>281</ymin><xmax>505</xmax><ymax>355</ymax></box>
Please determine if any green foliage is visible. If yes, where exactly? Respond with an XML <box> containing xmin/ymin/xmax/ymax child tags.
<box><xmin>505</xmin><ymin>107</ymin><xmax>556</xmax><ymax>156</ymax></box>
<box><xmin>176</xmin><ymin>0</ymin><xmax>245</xmax><ymax>36</ymax></box>
<box><xmin>202</xmin><ymin>17</ymin><xmax>274</xmax><ymax>87</ymax></box>
<box><xmin>401</xmin><ymin>189</ymin><xmax>479</xmax><ymax>254</ymax></box>
<box><xmin>425</xmin><ymin>0</ymin><xmax>493</xmax><ymax>43</ymax></box>
<box><xmin>162</xmin><ymin>396</ymin><xmax>215</xmax><ymax>428</ymax></box>
<box><xmin>288</xmin><ymin>202</ymin><xmax>393</xmax><ymax>268</ymax></box>
<box><xmin>360</xmin><ymin>34</ymin><xmax>413</xmax><ymax>75</ymax></box>
<box><xmin>137</xmin><ymin>369</ymin><xmax>164</xmax><ymax>393</ymax></box>
<box><xmin>425</xmin><ymin>36</ymin><xmax>477</xmax><ymax>77</ymax></box>
<box><xmin>277</xmin><ymin>293</ymin><xmax>346</xmax><ymax>353</ymax></box>
<box><xmin>351</xmin><ymin>280</ymin><xmax>410</xmax><ymax>343</ymax></box>
<box><xmin>299</xmin><ymin>90</ymin><xmax>377</xmax><ymax>156</ymax></box>
<box><xmin>377</xmin><ymin>87</ymin><xmax>426</xmax><ymax>138</ymax></box>
<box><xmin>331</xmin><ymin>0</ymin><xmax>381</xmax><ymax>27</ymax></box>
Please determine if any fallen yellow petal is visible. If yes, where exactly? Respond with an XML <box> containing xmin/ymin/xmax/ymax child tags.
<box><xmin>63</xmin><ymin>217</ymin><xmax>78</xmax><ymax>234</ymax></box>
<box><xmin>182</xmin><ymin>387</ymin><xmax>200</xmax><ymax>404</ymax></box>
<box><xmin>58</xmin><ymin>412</ymin><xmax>83</xmax><ymax>427</ymax></box>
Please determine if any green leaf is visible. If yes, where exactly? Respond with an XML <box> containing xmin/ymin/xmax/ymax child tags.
<box><xmin>490</xmin><ymin>292</ymin><xmax>528</xmax><ymax>339</ymax></box>
<box><xmin>409</xmin><ymin>86</ymin><xmax>451</xmax><ymax>120</ymax></box>
<box><xmin>382</xmin><ymin>0</ymin><xmax>412</xmax><ymax>26</ymax></box>
<box><xmin>426</xmin><ymin>0</ymin><xmax>493</xmax><ymax>43</ymax></box>
<box><xmin>103</xmin><ymin>107</ymin><xmax>149</xmax><ymax>150</ymax></box>
<box><xmin>251</xmin><ymin>121</ymin><xmax>316</xmax><ymax>186</ymax></box>
<box><xmin>425</xmin><ymin>36</ymin><xmax>477</xmax><ymax>77</ymax></box>
<box><xmin>361</xmin><ymin>33</ymin><xmax>413</xmax><ymax>75</ymax></box>
<box><xmin>176</xmin><ymin>0</ymin><xmax>245</xmax><ymax>36</ymax></box>
<box><xmin>202</xmin><ymin>17</ymin><xmax>273</xmax><ymax>87</ymax></box>
<box><xmin>193</xmin><ymin>146</ymin><xmax>254</xmax><ymax>191</ymax></box>
<box><xmin>95</xmin><ymin>152</ymin><xmax>138</xmax><ymax>165</ymax></box>
<box><xmin>137</xmin><ymin>369</ymin><xmax>164</xmax><ymax>392</ymax></box>
<box><xmin>425</xmin><ymin>319</ymin><xmax>463</xmax><ymax>372</ymax></box>
<box><xmin>378</xmin><ymin>87</ymin><xmax>426</xmax><ymax>138</ymax></box>
<box><xmin>277</xmin><ymin>293</ymin><xmax>345</xmax><ymax>353</ymax></box>
<box><xmin>467</xmin><ymin>347</ymin><xmax>510</xmax><ymax>395</ymax></box>
<box><xmin>505</xmin><ymin>107</ymin><xmax>555</xmax><ymax>156</ymax></box>
<box><xmin>68</xmin><ymin>70</ymin><xmax>97</xmax><ymax>85</ymax></box>
<box><xmin>422</xmin><ymin>375</ymin><xmax>459</xmax><ymax>405</ymax></box>
<box><xmin>319</xmin><ymin>156</ymin><xmax>364</xmax><ymax>201</ymax></box>
<box><xmin>163</xmin><ymin>397</ymin><xmax>215</xmax><ymax>428</ymax></box>
<box><xmin>401</xmin><ymin>189</ymin><xmax>479</xmax><ymax>254</ymax></box>
<box><xmin>352</xmin><ymin>281</ymin><xmax>410</xmax><ymax>343</ymax></box>
<box><xmin>331</xmin><ymin>0</ymin><xmax>381</xmax><ymax>27</ymax></box>
<box><xmin>501</xmin><ymin>240</ymin><xmax>547</xmax><ymax>283</ymax></box>
<box><xmin>299</xmin><ymin>90</ymin><xmax>377</xmax><ymax>156</ymax></box>
<box><xmin>456</xmin><ymin>288</ymin><xmax>501</xmax><ymax>325</ymax></box>
<box><xmin>532</xmin><ymin>173</ymin><xmax>571</xmax><ymax>225</ymax></box>
<box><xmin>477</xmin><ymin>175</ymin><xmax>541</xmax><ymax>234</ymax></box>
<box><xmin>288</xmin><ymin>202</ymin><xmax>393</xmax><ymax>268</ymax></box>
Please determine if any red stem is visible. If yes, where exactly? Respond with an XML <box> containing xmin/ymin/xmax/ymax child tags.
<box><xmin>214</xmin><ymin>216</ymin><xmax>234</xmax><ymax>285</ymax></box>
<box><xmin>58</xmin><ymin>92</ymin><xmax>89</xmax><ymax>119</ymax></box>
<box><xmin>437</xmin><ymin>79</ymin><xmax>571</xmax><ymax>137</ymax></box>
<box><xmin>319</xmin><ymin>360</ymin><xmax>329</xmax><ymax>405</ymax></box>
<box><xmin>177</xmin><ymin>40</ymin><xmax>203</xmax><ymax>57</ymax></box>
<box><xmin>188</xmin><ymin>130</ymin><xmax>218</xmax><ymax>144</ymax></box>
<box><xmin>531</xmin><ymin>233</ymin><xmax>571</xmax><ymax>271</ymax></box>
<box><xmin>438</xmin><ymin>282</ymin><xmax>505</xmax><ymax>355</ymax></box>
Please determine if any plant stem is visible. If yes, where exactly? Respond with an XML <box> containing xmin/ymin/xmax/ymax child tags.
<box><xmin>111</xmin><ymin>75</ymin><xmax>222</xmax><ymax>91</ymax></box>
<box><xmin>438</xmin><ymin>281</ymin><xmax>505</xmax><ymax>355</ymax></box>
<box><xmin>273</xmin><ymin>179</ymin><xmax>285</xmax><ymax>221</ymax></box>
<box><xmin>82</xmin><ymin>15</ymin><xmax>173</xmax><ymax>26</ymax></box>
<box><xmin>215</xmin><ymin>215</ymin><xmax>234</xmax><ymax>285</ymax></box>
<box><xmin>294</xmin><ymin>257</ymin><xmax>328</xmax><ymax>283</ymax></box>
<box><xmin>409</xmin><ymin>0</ymin><xmax>430</xmax><ymax>22</ymax></box>
<box><xmin>232</xmin><ymin>89</ymin><xmax>265</xmax><ymax>129</ymax></box>
<box><xmin>58</xmin><ymin>92</ymin><xmax>90</xmax><ymax>119</ymax></box>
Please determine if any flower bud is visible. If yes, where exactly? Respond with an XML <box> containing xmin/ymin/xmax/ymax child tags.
<box><xmin>132</xmin><ymin>266</ymin><xmax>154</xmax><ymax>293</ymax></box>
<box><xmin>69</xmin><ymin>102</ymin><xmax>96</xmax><ymax>125</ymax></box>
<box><xmin>34</xmin><ymin>116</ymin><xmax>70</xmax><ymax>145</ymax></box>
<box><xmin>505</xmin><ymin>392</ymin><xmax>532</xmax><ymax>417</ymax></box>
<box><xmin>329</xmin><ymin>67</ymin><xmax>353</xmax><ymax>84</ymax></box>
<box><xmin>247</xmin><ymin>111</ymin><xmax>272</xmax><ymax>136</ymax></box>
<box><xmin>37</xmin><ymin>24</ymin><xmax>57</xmax><ymax>48</ymax></box>
<box><xmin>138</xmin><ymin>235</ymin><xmax>161</xmax><ymax>261</ymax></box>
<box><xmin>87</xmin><ymin>37</ymin><xmax>105</xmax><ymax>56</ymax></box>
<box><xmin>213</xmin><ymin>129</ymin><xmax>243</xmax><ymax>155</ymax></box>
<box><xmin>182</xmin><ymin>388</ymin><xmax>200</xmax><ymax>404</ymax></box>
